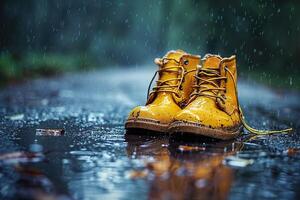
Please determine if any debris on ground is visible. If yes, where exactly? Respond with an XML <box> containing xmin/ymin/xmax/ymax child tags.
<box><xmin>128</xmin><ymin>169</ymin><xmax>148</xmax><ymax>179</ymax></box>
<box><xmin>0</xmin><ymin>151</ymin><xmax>44</xmax><ymax>165</ymax></box>
<box><xmin>36</xmin><ymin>128</ymin><xmax>65</xmax><ymax>136</ymax></box>
<box><xmin>6</xmin><ymin>114</ymin><xmax>24</xmax><ymax>121</ymax></box>
<box><xmin>285</xmin><ymin>148</ymin><xmax>300</xmax><ymax>156</ymax></box>
<box><xmin>178</xmin><ymin>145</ymin><xmax>206</xmax><ymax>152</ymax></box>
<box><xmin>15</xmin><ymin>166</ymin><xmax>72</xmax><ymax>200</ymax></box>
<box><xmin>223</xmin><ymin>156</ymin><xmax>254</xmax><ymax>167</ymax></box>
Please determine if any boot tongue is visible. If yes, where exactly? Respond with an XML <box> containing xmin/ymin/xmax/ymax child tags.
<box><xmin>202</xmin><ymin>55</ymin><xmax>221</xmax><ymax>69</ymax></box>
<box><xmin>199</xmin><ymin>55</ymin><xmax>222</xmax><ymax>98</ymax></box>
<box><xmin>150</xmin><ymin>50</ymin><xmax>186</xmax><ymax>104</ymax></box>
<box><xmin>164</xmin><ymin>49</ymin><xmax>186</xmax><ymax>62</ymax></box>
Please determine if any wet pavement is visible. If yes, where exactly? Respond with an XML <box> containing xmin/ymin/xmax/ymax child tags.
<box><xmin>0</xmin><ymin>68</ymin><xmax>299</xmax><ymax>200</ymax></box>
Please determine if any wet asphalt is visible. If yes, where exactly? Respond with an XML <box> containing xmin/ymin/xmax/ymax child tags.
<box><xmin>0</xmin><ymin>68</ymin><xmax>299</xmax><ymax>200</ymax></box>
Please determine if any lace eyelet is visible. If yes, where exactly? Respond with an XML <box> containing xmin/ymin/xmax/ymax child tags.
<box><xmin>183</xmin><ymin>59</ymin><xmax>189</xmax><ymax>65</ymax></box>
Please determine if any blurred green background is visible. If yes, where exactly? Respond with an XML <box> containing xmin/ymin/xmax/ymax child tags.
<box><xmin>0</xmin><ymin>0</ymin><xmax>299</xmax><ymax>89</ymax></box>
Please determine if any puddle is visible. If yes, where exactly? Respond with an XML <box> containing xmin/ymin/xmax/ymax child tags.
<box><xmin>0</xmin><ymin>69</ymin><xmax>299</xmax><ymax>199</ymax></box>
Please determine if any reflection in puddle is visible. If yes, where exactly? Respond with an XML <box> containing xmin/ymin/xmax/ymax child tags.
<box><xmin>224</xmin><ymin>156</ymin><xmax>254</xmax><ymax>168</ymax></box>
<box><xmin>0</xmin><ymin>148</ymin><xmax>71</xmax><ymax>199</ymax></box>
<box><xmin>15</xmin><ymin>166</ymin><xmax>71</xmax><ymax>200</ymax></box>
<box><xmin>0</xmin><ymin>151</ymin><xmax>45</xmax><ymax>166</ymax></box>
<box><xmin>125</xmin><ymin>131</ymin><xmax>245</xmax><ymax>200</ymax></box>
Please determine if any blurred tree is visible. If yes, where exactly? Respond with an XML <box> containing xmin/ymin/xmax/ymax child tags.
<box><xmin>166</xmin><ymin>0</ymin><xmax>300</xmax><ymax>76</ymax></box>
<box><xmin>0</xmin><ymin>0</ymin><xmax>299</xmax><ymax>87</ymax></box>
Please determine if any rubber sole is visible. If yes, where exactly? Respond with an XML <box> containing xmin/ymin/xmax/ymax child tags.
<box><xmin>169</xmin><ymin>121</ymin><xmax>243</xmax><ymax>140</ymax></box>
<box><xmin>125</xmin><ymin>118</ymin><xmax>169</xmax><ymax>133</ymax></box>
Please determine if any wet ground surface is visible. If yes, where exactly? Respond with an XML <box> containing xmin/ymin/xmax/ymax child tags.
<box><xmin>0</xmin><ymin>68</ymin><xmax>300</xmax><ymax>200</ymax></box>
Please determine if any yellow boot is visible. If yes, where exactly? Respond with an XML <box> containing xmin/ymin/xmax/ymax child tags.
<box><xmin>169</xmin><ymin>54</ymin><xmax>292</xmax><ymax>140</ymax></box>
<box><xmin>125</xmin><ymin>50</ymin><xmax>200</xmax><ymax>132</ymax></box>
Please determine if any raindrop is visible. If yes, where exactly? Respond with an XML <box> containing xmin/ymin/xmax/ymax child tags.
<box><xmin>29</xmin><ymin>144</ymin><xmax>43</xmax><ymax>153</ymax></box>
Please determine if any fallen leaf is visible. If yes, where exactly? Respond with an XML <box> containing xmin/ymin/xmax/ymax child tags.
<box><xmin>286</xmin><ymin>148</ymin><xmax>300</xmax><ymax>156</ymax></box>
<box><xmin>36</xmin><ymin>129</ymin><xmax>65</xmax><ymax>136</ymax></box>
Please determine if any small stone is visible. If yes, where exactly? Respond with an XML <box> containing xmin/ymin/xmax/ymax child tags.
<box><xmin>7</xmin><ymin>114</ymin><xmax>24</xmax><ymax>121</ymax></box>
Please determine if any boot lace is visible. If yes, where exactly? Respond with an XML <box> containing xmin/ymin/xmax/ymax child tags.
<box><xmin>190</xmin><ymin>67</ymin><xmax>227</xmax><ymax>100</ymax></box>
<box><xmin>192</xmin><ymin>66</ymin><xmax>292</xmax><ymax>135</ymax></box>
<box><xmin>147</xmin><ymin>58</ymin><xmax>193</xmax><ymax>99</ymax></box>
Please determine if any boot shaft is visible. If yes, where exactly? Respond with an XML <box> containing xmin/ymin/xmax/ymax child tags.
<box><xmin>194</xmin><ymin>54</ymin><xmax>239</xmax><ymax>115</ymax></box>
<box><xmin>178</xmin><ymin>53</ymin><xmax>200</xmax><ymax>106</ymax></box>
<box><xmin>147</xmin><ymin>50</ymin><xmax>200</xmax><ymax>107</ymax></box>
<box><xmin>219</xmin><ymin>55</ymin><xmax>238</xmax><ymax>115</ymax></box>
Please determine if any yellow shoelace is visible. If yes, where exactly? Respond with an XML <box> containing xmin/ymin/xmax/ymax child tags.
<box><xmin>193</xmin><ymin>66</ymin><xmax>292</xmax><ymax>135</ymax></box>
<box><xmin>147</xmin><ymin>58</ymin><xmax>186</xmax><ymax>99</ymax></box>
<box><xmin>191</xmin><ymin>68</ymin><xmax>227</xmax><ymax>100</ymax></box>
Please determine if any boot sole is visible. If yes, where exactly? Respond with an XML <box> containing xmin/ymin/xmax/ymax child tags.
<box><xmin>169</xmin><ymin>121</ymin><xmax>242</xmax><ymax>140</ymax></box>
<box><xmin>125</xmin><ymin>118</ymin><xmax>169</xmax><ymax>133</ymax></box>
